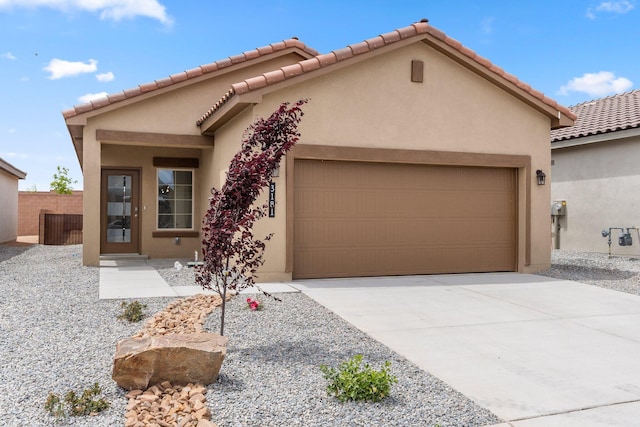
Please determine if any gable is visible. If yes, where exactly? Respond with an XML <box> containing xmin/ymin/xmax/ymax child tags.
<box><xmin>198</xmin><ymin>20</ymin><xmax>575</xmax><ymax>134</ymax></box>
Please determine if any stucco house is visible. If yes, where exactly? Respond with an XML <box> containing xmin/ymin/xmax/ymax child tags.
<box><xmin>63</xmin><ymin>20</ymin><xmax>575</xmax><ymax>280</ymax></box>
<box><xmin>551</xmin><ymin>89</ymin><xmax>640</xmax><ymax>255</ymax></box>
<box><xmin>0</xmin><ymin>157</ymin><xmax>27</xmax><ymax>243</ymax></box>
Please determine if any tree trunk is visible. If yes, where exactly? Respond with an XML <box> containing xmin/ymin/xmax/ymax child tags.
<box><xmin>219</xmin><ymin>256</ymin><xmax>230</xmax><ymax>336</ymax></box>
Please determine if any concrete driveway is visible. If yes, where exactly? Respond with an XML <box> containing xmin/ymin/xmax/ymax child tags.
<box><xmin>291</xmin><ymin>273</ymin><xmax>640</xmax><ymax>426</ymax></box>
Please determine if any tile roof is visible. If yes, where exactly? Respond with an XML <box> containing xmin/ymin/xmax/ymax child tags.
<box><xmin>550</xmin><ymin>90</ymin><xmax>640</xmax><ymax>142</ymax></box>
<box><xmin>197</xmin><ymin>19</ymin><xmax>576</xmax><ymax>127</ymax></box>
<box><xmin>61</xmin><ymin>39</ymin><xmax>319</xmax><ymax>119</ymax></box>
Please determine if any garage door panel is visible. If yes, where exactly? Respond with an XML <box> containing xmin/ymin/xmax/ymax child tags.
<box><xmin>296</xmin><ymin>245</ymin><xmax>515</xmax><ymax>278</ymax></box>
<box><xmin>294</xmin><ymin>159</ymin><xmax>516</xmax><ymax>279</ymax></box>
<box><xmin>297</xmin><ymin>189</ymin><xmax>514</xmax><ymax>219</ymax></box>
<box><xmin>295</xmin><ymin>218</ymin><xmax>514</xmax><ymax>248</ymax></box>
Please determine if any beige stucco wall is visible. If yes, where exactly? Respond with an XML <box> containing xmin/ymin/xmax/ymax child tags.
<box><xmin>0</xmin><ymin>169</ymin><xmax>20</xmax><ymax>243</ymax></box>
<box><xmin>101</xmin><ymin>144</ymin><xmax>205</xmax><ymax>257</ymax></box>
<box><xmin>78</xmin><ymin>54</ymin><xmax>308</xmax><ymax>265</ymax></box>
<box><xmin>214</xmin><ymin>41</ymin><xmax>554</xmax><ymax>279</ymax></box>
<box><xmin>551</xmin><ymin>136</ymin><xmax>640</xmax><ymax>255</ymax></box>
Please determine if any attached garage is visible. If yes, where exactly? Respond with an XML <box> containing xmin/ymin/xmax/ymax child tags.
<box><xmin>293</xmin><ymin>159</ymin><xmax>516</xmax><ymax>279</ymax></box>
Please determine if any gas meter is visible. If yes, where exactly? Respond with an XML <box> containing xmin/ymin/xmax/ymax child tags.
<box><xmin>551</xmin><ymin>200</ymin><xmax>566</xmax><ymax>216</ymax></box>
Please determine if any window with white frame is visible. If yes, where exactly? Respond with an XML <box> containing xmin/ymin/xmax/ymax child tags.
<box><xmin>157</xmin><ymin>169</ymin><xmax>193</xmax><ymax>229</ymax></box>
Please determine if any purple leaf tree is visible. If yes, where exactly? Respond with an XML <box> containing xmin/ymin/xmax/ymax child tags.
<box><xmin>196</xmin><ymin>100</ymin><xmax>307</xmax><ymax>336</ymax></box>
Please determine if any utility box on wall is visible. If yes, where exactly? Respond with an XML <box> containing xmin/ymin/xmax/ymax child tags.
<box><xmin>551</xmin><ymin>200</ymin><xmax>566</xmax><ymax>216</ymax></box>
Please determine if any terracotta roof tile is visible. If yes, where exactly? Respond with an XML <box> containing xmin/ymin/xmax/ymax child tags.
<box><xmin>108</xmin><ymin>92</ymin><xmax>127</xmax><ymax>103</ymax></box>
<box><xmin>197</xmin><ymin>20</ymin><xmax>576</xmax><ymax>127</ymax></box>
<box><xmin>425</xmin><ymin>25</ymin><xmax>446</xmax><ymax>41</ymax></box>
<box><xmin>62</xmin><ymin>38</ymin><xmax>319</xmax><ymax>119</ymax></box>
<box><xmin>245</xmin><ymin>75</ymin><xmax>268</xmax><ymax>91</ymax></box>
<box><xmin>123</xmin><ymin>87</ymin><xmax>142</xmax><ymax>98</ymax></box>
<box><xmin>317</xmin><ymin>52</ymin><xmax>337</xmax><ymax>67</ymax></box>
<box><xmin>243</xmin><ymin>49</ymin><xmax>261</xmax><ymax>61</ymax></box>
<box><xmin>282</xmin><ymin>63</ymin><xmax>304</xmax><ymax>78</ymax></box>
<box><xmin>264</xmin><ymin>69</ymin><xmax>286</xmax><ymax>84</ymax></box>
<box><xmin>333</xmin><ymin>46</ymin><xmax>354</xmax><ymax>61</ymax></box>
<box><xmin>139</xmin><ymin>82</ymin><xmax>157</xmax><ymax>93</ymax></box>
<box><xmin>443</xmin><ymin>36</ymin><xmax>462</xmax><ymax>51</ymax></box>
<box><xmin>155</xmin><ymin>77</ymin><xmax>173</xmax><ymax>88</ymax></box>
<box><xmin>365</xmin><ymin>36</ymin><xmax>385</xmax><ymax>50</ymax></box>
<box><xmin>299</xmin><ymin>58</ymin><xmax>321</xmax><ymax>73</ymax></box>
<box><xmin>185</xmin><ymin>66</ymin><xmax>204</xmax><ymax>78</ymax></box>
<box><xmin>257</xmin><ymin>45</ymin><xmax>274</xmax><ymax>55</ymax></box>
<box><xmin>91</xmin><ymin>97</ymin><xmax>110</xmax><ymax>109</ymax></box>
<box><xmin>380</xmin><ymin>29</ymin><xmax>401</xmax><ymax>44</ymax></box>
<box><xmin>350</xmin><ymin>41</ymin><xmax>370</xmax><ymax>55</ymax></box>
<box><xmin>200</xmin><ymin>63</ymin><xmax>219</xmax><ymax>74</ymax></box>
<box><xmin>459</xmin><ymin>45</ymin><xmax>477</xmax><ymax>59</ymax></box>
<box><xmin>551</xmin><ymin>90</ymin><xmax>640</xmax><ymax>142</ymax></box>
<box><xmin>170</xmin><ymin>72</ymin><xmax>188</xmax><ymax>84</ymax></box>
<box><xmin>397</xmin><ymin>25</ymin><xmax>418</xmax><ymax>39</ymax></box>
<box><xmin>229</xmin><ymin>54</ymin><xmax>246</xmax><ymax>64</ymax></box>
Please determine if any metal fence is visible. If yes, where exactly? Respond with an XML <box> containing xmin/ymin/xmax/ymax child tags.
<box><xmin>39</xmin><ymin>213</ymin><xmax>83</xmax><ymax>245</ymax></box>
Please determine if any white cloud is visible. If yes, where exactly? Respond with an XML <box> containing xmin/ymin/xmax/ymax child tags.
<box><xmin>0</xmin><ymin>152</ymin><xmax>27</xmax><ymax>158</ymax></box>
<box><xmin>481</xmin><ymin>17</ymin><xmax>495</xmax><ymax>34</ymax></box>
<box><xmin>0</xmin><ymin>0</ymin><xmax>172</xmax><ymax>25</ymax></box>
<box><xmin>78</xmin><ymin>92</ymin><xmax>108</xmax><ymax>104</ymax></box>
<box><xmin>19</xmin><ymin>76</ymin><xmax>29</xmax><ymax>82</ymax></box>
<box><xmin>8</xmin><ymin>129</ymin><xmax>16</xmax><ymax>133</ymax></box>
<box><xmin>44</xmin><ymin>58</ymin><xmax>97</xmax><ymax>80</ymax></box>
<box><xmin>597</xmin><ymin>0</ymin><xmax>634</xmax><ymax>13</ymax></box>
<box><xmin>1</xmin><ymin>52</ymin><xmax>16</xmax><ymax>60</ymax></box>
<box><xmin>558</xmin><ymin>71</ymin><xmax>633</xmax><ymax>97</ymax></box>
<box><xmin>587</xmin><ymin>1</ymin><xmax>635</xmax><ymax>18</ymax></box>
<box><xmin>96</xmin><ymin>71</ymin><xmax>114</xmax><ymax>82</ymax></box>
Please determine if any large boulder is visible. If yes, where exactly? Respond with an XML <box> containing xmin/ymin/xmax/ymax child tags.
<box><xmin>112</xmin><ymin>332</ymin><xmax>227</xmax><ymax>390</ymax></box>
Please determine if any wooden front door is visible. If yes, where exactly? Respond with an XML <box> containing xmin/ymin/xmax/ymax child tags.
<box><xmin>101</xmin><ymin>169</ymin><xmax>140</xmax><ymax>254</ymax></box>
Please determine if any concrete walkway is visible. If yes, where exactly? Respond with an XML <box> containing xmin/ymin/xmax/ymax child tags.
<box><xmin>98</xmin><ymin>259</ymin><xmax>297</xmax><ymax>299</ymax></box>
<box><xmin>290</xmin><ymin>273</ymin><xmax>640</xmax><ymax>427</ymax></box>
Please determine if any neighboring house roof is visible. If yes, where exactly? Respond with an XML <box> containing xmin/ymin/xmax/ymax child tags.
<box><xmin>197</xmin><ymin>19</ymin><xmax>576</xmax><ymax>133</ymax></box>
<box><xmin>0</xmin><ymin>157</ymin><xmax>26</xmax><ymax>179</ymax></box>
<box><xmin>62</xmin><ymin>38</ymin><xmax>319</xmax><ymax>120</ymax></box>
<box><xmin>551</xmin><ymin>89</ymin><xmax>640</xmax><ymax>145</ymax></box>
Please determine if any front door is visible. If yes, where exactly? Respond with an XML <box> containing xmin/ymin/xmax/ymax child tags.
<box><xmin>101</xmin><ymin>169</ymin><xmax>140</xmax><ymax>254</ymax></box>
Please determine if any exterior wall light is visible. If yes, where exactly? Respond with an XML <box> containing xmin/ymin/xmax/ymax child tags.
<box><xmin>536</xmin><ymin>169</ymin><xmax>546</xmax><ymax>185</ymax></box>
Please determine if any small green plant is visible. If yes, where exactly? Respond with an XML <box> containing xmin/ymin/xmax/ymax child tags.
<box><xmin>44</xmin><ymin>393</ymin><xmax>65</xmax><ymax>420</ymax></box>
<box><xmin>45</xmin><ymin>383</ymin><xmax>110</xmax><ymax>420</ymax></box>
<box><xmin>320</xmin><ymin>354</ymin><xmax>398</xmax><ymax>402</ymax></box>
<box><xmin>118</xmin><ymin>300</ymin><xmax>147</xmax><ymax>322</ymax></box>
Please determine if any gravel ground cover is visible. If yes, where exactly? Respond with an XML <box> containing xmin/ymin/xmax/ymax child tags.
<box><xmin>3</xmin><ymin>244</ymin><xmax>639</xmax><ymax>426</ymax></box>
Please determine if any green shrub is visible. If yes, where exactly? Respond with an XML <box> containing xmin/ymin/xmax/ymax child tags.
<box><xmin>45</xmin><ymin>383</ymin><xmax>110</xmax><ymax>420</ymax></box>
<box><xmin>320</xmin><ymin>354</ymin><xmax>398</xmax><ymax>402</ymax></box>
<box><xmin>118</xmin><ymin>300</ymin><xmax>147</xmax><ymax>322</ymax></box>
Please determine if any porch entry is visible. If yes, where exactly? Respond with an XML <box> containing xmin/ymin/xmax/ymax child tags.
<box><xmin>100</xmin><ymin>169</ymin><xmax>140</xmax><ymax>254</ymax></box>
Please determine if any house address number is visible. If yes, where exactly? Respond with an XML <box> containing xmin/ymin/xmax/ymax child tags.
<box><xmin>269</xmin><ymin>181</ymin><xmax>276</xmax><ymax>217</ymax></box>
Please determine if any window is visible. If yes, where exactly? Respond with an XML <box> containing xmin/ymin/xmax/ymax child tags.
<box><xmin>157</xmin><ymin>169</ymin><xmax>193</xmax><ymax>229</ymax></box>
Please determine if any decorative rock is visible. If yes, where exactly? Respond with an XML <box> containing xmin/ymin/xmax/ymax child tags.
<box><xmin>113</xmin><ymin>333</ymin><xmax>228</xmax><ymax>390</ymax></box>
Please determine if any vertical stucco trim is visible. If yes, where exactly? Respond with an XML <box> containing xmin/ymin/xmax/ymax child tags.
<box><xmin>285</xmin><ymin>144</ymin><xmax>532</xmax><ymax>274</ymax></box>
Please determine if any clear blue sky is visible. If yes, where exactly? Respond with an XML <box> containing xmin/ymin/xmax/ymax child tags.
<box><xmin>1</xmin><ymin>0</ymin><xmax>638</xmax><ymax>191</ymax></box>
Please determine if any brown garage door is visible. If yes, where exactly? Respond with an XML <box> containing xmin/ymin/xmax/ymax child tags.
<box><xmin>293</xmin><ymin>159</ymin><xmax>516</xmax><ymax>279</ymax></box>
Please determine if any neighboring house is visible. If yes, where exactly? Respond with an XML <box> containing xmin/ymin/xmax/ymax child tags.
<box><xmin>63</xmin><ymin>20</ymin><xmax>575</xmax><ymax>280</ymax></box>
<box><xmin>0</xmin><ymin>157</ymin><xmax>27</xmax><ymax>243</ymax></box>
<box><xmin>550</xmin><ymin>89</ymin><xmax>640</xmax><ymax>255</ymax></box>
